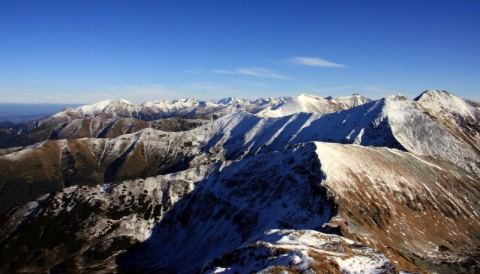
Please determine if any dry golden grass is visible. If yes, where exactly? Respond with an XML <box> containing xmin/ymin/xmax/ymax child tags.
<box><xmin>308</xmin><ymin>250</ymin><xmax>342</xmax><ymax>274</ymax></box>
<box><xmin>65</xmin><ymin>139</ymin><xmax>104</xmax><ymax>185</ymax></box>
<box><xmin>115</xmin><ymin>142</ymin><xmax>147</xmax><ymax>181</ymax></box>
<box><xmin>267</xmin><ymin>265</ymin><xmax>301</xmax><ymax>274</ymax></box>
<box><xmin>0</xmin><ymin>140</ymin><xmax>62</xmax><ymax>185</ymax></box>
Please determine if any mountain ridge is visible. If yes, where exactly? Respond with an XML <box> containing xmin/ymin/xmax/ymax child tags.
<box><xmin>0</xmin><ymin>93</ymin><xmax>369</xmax><ymax>149</ymax></box>
<box><xmin>1</xmin><ymin>90</ymin><xmax>478</xmax><ymax>215</ymax></box>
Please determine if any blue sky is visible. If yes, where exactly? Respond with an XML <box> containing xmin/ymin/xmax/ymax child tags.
<box><xmin>1</xmin><ymin>1</ymin><xmax>479</xmax><ymax>104</ymax></box>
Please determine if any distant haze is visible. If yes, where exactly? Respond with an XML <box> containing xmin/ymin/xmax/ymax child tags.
<box><xmin>0</xmin><ymin>103</ymin><xmax>82</xmax><ymax>123</ymax></box>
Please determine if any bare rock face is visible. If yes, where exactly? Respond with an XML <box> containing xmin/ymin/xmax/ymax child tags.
<box><xmin>0</xmin><ymin>144</ymin><xmax>336</xmax><ymax>273</ymax></box>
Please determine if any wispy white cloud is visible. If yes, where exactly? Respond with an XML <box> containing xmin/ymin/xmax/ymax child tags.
<box><xmin>182</xmin><ymin>81</ymin><xmax>275</xmax><ymax>100</ymax></box>
<box><xmin>213</xmin><ymin>67</ymin><xmax>291</xmax><ymax>79</ymax></box>
<box><xmin>288</xmin><ymin>56</ymin><xmax>347</xmax><ymax>68</ymax></box>
<box><xmin>185</xmin><ymin>69</ymin><xmax>207</xmax><ymax>74</ymax></box>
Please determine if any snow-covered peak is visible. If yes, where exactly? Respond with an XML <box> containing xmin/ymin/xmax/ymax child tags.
<box><xmin>415</xmin><ymin>89</ymin><xmax>478</xmax><ymax>118</ymax></box>
<box><xmin>77</xmin><ymin>99</ymin><xmax>113</xmax><ymax>114</ymax></box>
<box><xmin>252</xmin><ymin>96</ymin><xmax>292</xmax><ymax>106</ymax></box>
<box><xmin>257</xmin><ymin>93</ymin><xmax>373</xmax><ymax>118</ymax></box>
<box><xmin>52</xmin><ymin>98</ymin><xmax>138</xmax><ymax>118</ymax></box>
<box><xmin>297</xmin><ymin>93</ymin><xmax>328</xmax><ymax>102</ymax></box>
<box><xmin>171</xmin><ymin>97</ymin><xmax>199</xmax><ymax>104</ymax></box>
<box><xmin>145</xmin><ymin>97</ymin><xmax>200</xmax><ymax>106</ymax></box>
<box><xmin>414</xmin><ymin>89</ymin><xmax>449</xmax><ymax>101</ymax></box>
<box><xmin>141</xmin><ymin>98</ymin><xmax>206</xmax><ymax>118</ymax></box>
<box><xmin>296</xmin><ymin>93</ymin><xmax>341</xmax><ymax>111</ymax></box>
<box><xmin>385</xmin><ymin>94</ymin><xmax>410</xmax><ymax>102</ymax></box>
<box><xmin>116</xmin><ymin>98</ymin><xmax>135</xmax><ymax>105</ymax></box>
<box><xmin>216</xmin><ymin>96</ymin><xmax>243</xmax><ymax>105</ymax></box>
<box><xmin>257</xmin><ymin>93</ymin><xmax>342</xmax><ymax>118</ymax></box>
<box><xmin>104</xmin><ymin>99</ymin><xmax>137</xmax><ymax>111</ymax></box>
<box><xmin>297</xmin><ymin>93</ymin><xmax>320</xmax><ymax>98</ymax></box>
<box><xmin>328</xmin><ymin>94</ymin><xmax>372</xmax><ymax>110</ymax></box>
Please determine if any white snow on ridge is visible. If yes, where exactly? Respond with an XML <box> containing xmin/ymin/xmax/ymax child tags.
<box><xmin>52</xmin><ymin>99</ymin><xmax>111</xmax><ymax>117</ymax></box>
<box><xmin>312</xmin><ymin>141</ymin><xmax>480</xmax><ymax>263</ymax></box>
<box><xmin>80</xmin><ymin>99</ymin><xmax>114</xmax><ymax>114</ymax></box>
<box><xmin>52</xmin><ymin>99</ymin><xmax>137</xmax><ymax>118</ymax></box>
<box><xmin>203</xmin><ymin>229</ymin><xmax>392</xmax><ymax>273</ymax></box>
<box><xmin>6</xmin><ymin>89</ymin><xmax>479</xmax><ymax>179</ymax></box>
<box><xmin>380</xmin><ymin>93</ymin><xmax>480</xmax><ymax>175</ymax></box>
<box><xmin>49</xmin><ymin>93</ymin><xmax>371</xmax><ymax>120</ymax></box>
<box><xmin>257</xmin><ymin>94</ymin><xmax>339</xmax><ymax>118</ymax></box>
<box><xmin>50</xmin><ymin>96</ymin><xmax>293</xmax><ymax>119</ymax></box>
<box><xmin>328</xmin><ymin>93</ymin><xmax>372</xmax><ymax>110</ymax></box>
<box><xmin>257</xmin><ymin>93</ymin><xmax>371</xmax><ymax>118</ymax></box>
<box><xmin>336</xmin><ymin>251</ymin><xmax>391</xmax><ymax>274</ymax></box>
<box><xmin>26</xmin><ymin>90</ymin><xmax>480</xmax><ymax>177</ymax></box>
<box><xmin>415</xmin><ymin>89</ymin><xmax>478</xmax><ymax>119</ymax></box>
<box><xmin>143</xmin><ymin>98</ymin><xmax>202</xmax><ymax>113</ymax></box>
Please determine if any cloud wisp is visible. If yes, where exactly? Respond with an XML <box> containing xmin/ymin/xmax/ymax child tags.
<box><xmin>185</xmin><ymin>69</ymin><xmax>207</xmax><ymax>74</ymax></box>
<box><xmin>288</xmin><ymin>56</ymin><xmax>347</xmax><ymax>68</ymax></box>
<box><xmin>213</xmin><ymin>67</ymin><xmax>291</xmax><ymax>79</ymax></box>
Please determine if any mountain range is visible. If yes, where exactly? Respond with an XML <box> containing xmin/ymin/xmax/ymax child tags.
<box><xmin>0</xmin><ymin>90</ymin><xmax>479</xmax><ymax>273</ymax></box>
<box><xmin>0</xmin><ymin>94</ymin><xmax>368</xmax><ymax>149</ymax></box>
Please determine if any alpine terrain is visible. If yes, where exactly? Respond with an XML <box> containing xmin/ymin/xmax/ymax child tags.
<box><xmin>0</xmin><ymin>90</ymin><xmax>479</xmax><ymax>273</ymax></box>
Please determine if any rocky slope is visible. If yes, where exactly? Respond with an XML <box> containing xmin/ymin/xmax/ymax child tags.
<box><xmin>202</xmin><ymin>229</ymin><xmax>393</xmax><ymax>273</ymax></box>
<box><xmin>315</xmin><ymin>142</ymin><xmax>480</xmax><ymax>273</ymax></box>
<box><xmin>0</xmin><ymin>144</ymin><xmax>336</xmax><ymax>273</ymax></box>
<box><xmin>0</xmin><ymin>90</ymin><xmax>478</xmax><ymax>273</ymax></box>
<box><xmin>0</xmin><ymin>116</ymin><xmax>209</xmax><ymax>149</ymax></box>
<box><xmin>0</xmin><ymin>142</ymin><xmax>478</xmax><ymax>273</ymax></box>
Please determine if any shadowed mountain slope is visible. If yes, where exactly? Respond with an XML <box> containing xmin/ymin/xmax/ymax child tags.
<box><xmin>0</xmin><ymin>142</ymin><xmax>478</xmax><ymax>273</ymax></box>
